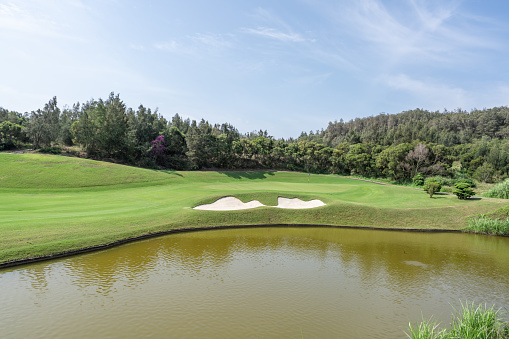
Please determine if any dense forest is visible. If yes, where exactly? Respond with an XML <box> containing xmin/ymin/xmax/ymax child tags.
<box><xmin>2</xmin><ymin>93</ymin><xmax>509</xmax><ymax>184</ymax></box>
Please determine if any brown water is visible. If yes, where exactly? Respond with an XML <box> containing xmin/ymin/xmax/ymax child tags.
<box><xmin>1</xmin><ymin>227</ymin><xmax>508</xmax><ymax>338</ymax></box>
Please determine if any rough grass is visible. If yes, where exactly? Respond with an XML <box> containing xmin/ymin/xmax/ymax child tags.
<box><xmin>407</xmin><ymin>302</ymin><xmax>509</xmax><ymax>339</ymax></box>
<box><xmin>1</xmin><ymin>153</ymin><xmax>508</xmax><ymax>264</ymax></box>
<box><xmin>485</xmin><ymin>179</ymin><xmax>509</xmax><ymax>199</ymax></box>
<box><xmin>465</xmin><ymin>216</ymin><xmax>509</xmax><ymax>235</ymax></box>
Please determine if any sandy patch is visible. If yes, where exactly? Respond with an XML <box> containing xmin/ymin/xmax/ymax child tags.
<box><xmin>193</xmin><ymin>197</ymin><xmax>265</xmax><ymax>211</ymax></box>
<box><xmin>275</xmin><ymin>197</ymin><xmax>326</xmax><ymax>209</ymax></box>
<box><xmin>193</xmin><ymin>196</ymin><xmax>326</xmax><ymax>211</ymax></box>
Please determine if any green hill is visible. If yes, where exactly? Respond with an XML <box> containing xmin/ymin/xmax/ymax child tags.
<box><xmin>1</xmin><ymin>153</ymin><xmax>506</xmax><ymax>265</ymax></box>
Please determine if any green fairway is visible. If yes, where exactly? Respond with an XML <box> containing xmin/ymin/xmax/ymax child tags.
<box><xmin>1</xmin><ymin>153</ymin><xmax>507</xmax><ymax>265</ymax></box>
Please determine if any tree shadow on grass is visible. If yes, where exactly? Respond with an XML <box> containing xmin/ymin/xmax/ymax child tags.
<box><xmin>218</xmin><ymin>170</ymin><xmax>276</xmax><ymax>180</ymax></box>
<box><xmin>159</xmin><ymin>169</ymin><xmax>183</xmax><ymax>177</ymax></box>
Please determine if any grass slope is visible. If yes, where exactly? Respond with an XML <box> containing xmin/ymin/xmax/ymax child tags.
<box><xmin>1</xmin><ymin>153</ymin><xmax>507</xmax><ymax>264</ymax></box>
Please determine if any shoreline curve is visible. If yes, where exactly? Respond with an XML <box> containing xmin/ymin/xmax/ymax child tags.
<box><xmin>0</xmin><ymin>224</ymin><xmax>467</xmax><ymax>269</ymax></box>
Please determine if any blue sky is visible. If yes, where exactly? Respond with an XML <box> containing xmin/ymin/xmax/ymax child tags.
<box><xmin>1</xmin><ymin>0</ymin><xmax>508</xmax><ymax>138</ymax></box>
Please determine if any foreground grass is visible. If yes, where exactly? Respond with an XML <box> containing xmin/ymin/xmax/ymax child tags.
<box><xmin>1</xmin><ymin>153</ymin><xmax>508</xmax><ymax>264</ymax></box>
<box><xmin>464</xmin><ymin>205</ymin><xmax>509</xmax><ymax>235</ymax></box>
<box><xmin>407</xmin><ymin>302</ymin><xmax>509</xmax><ymax>339</ymax></box>
<box><xmin>465</xmin><ymin>216</ymin><xmax>509</xmax><ymax>235</ymax></box>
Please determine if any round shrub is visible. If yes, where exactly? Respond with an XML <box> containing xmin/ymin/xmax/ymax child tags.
<box><xmin>453</xmin><ymin>182</ymin><xmax>475</xmax><ymax>200</ymax></box>
<box><xmin>412</xmin><ymin>173</ymin><xmax>424</xmax><ymax>186</ymax></box>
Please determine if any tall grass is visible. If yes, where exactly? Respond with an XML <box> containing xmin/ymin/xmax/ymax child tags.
<box><xmin>407</xmin><ymin>317</ymin><xmax>445</xmax><ymax>339</ymax></box>
<box><xmin>485</xmin><ymin>179</ymin><xmax>509</xmax><ymax>199</ymax></box>
<box><xmin>407</xmin><ymin>302</ymin><xmax>509</xmax><ymax>339</ymax></box>
<box><xmin>465</xmin><ymin>215</ymin><xmax>509</xmax><ymax>236</ymax></box>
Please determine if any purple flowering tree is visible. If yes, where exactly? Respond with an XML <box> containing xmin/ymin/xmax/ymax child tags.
<box><xmin>150</xmin><ymin>135</ymin><xmax>167</xmax><ymax>165</ymax></box>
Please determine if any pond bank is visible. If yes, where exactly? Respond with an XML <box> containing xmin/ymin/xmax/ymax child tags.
<box><xmin>0</xmin><ymin>223</ymin><xmax>470</xmax><ymax>269</ymax></box>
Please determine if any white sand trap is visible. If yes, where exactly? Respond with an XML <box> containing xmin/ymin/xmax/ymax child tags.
<box><xmin>275</xmin><ymin>197</ymin><xmax>326</xmax><ymax>209</ymax></box>
<box><xmin>193</xmin><ymin>196</ymin><xmax>326</xmax><ymax>211</ymax></box>
<box><xmin>193</xmin><ymin>197</ymin><xmax>265</xmax><ymax>211</ymax></box>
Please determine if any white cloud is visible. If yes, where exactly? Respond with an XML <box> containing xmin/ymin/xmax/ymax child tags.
<box><xmin>0</xmin><ymin>1</ymin><xmax>86</xmax><ymax>41</ymax></box>
<box><xmin>243</xmin><ymin>27</ymin><xmax>305</xmax><ymax>42</ymax></box>
<box><xmin>189</xmin><ymin>33</ymin><xmax>232</xmax><ymax>48</ymax></box>
<box><xmin>328</xmin><ymin>0</ymin><xmax>498</xmax><ymax>65</ymax></box>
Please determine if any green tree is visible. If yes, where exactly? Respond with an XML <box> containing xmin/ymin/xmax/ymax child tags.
<box><xmin>453</xmin><ymin>182</ymin><xmax>475</xmax><ymax>200</ymax></box>
<box><xmin>473</xmin><ymin>162</ymin><xmax>495</xmax><ymax>183</ymax></box>
<box><xmin>375</xmin><ymin>143</ymin><xmax>413</xmax><ymax>180</ymax></box>
<box><xmin>27</xmin><ymin>96</ymin><xmax>61</xmax><ymax>148</ymax></box>
<box><xmin>71</xmin><ymin>93</ymin><xmax>128</xmax><ymax>158</ymax></box>
<box><xmin>186</xmin><ymin>119</ymin><xmax>219</xmax><ymax>169</ymax></box>
<box><xmin>423</xmin><ymin>178</ymin><xmax>441</xmax><ymax>198</ymax></box>
<box><xmin>0</xmin><ymin>121</ymin><xmax>24</xmax><ymax>149</ymax></box>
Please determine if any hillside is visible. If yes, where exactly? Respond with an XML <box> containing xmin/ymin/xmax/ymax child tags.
<box><xmin>1</xmin><ymin>153</ymin><xmax>507</xmax><ymax>265</ymax></box>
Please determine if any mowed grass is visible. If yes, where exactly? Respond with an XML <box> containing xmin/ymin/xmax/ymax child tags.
<box><xmin>1</xmin><ymin>153</ymin><xmax>508</xmax><ymax>264</ymax></box>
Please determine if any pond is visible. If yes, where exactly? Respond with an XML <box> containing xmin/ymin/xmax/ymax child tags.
<box><xmin>1</xmin><ymin>227</ymin><xmax>508</xmax><ymax>338</ymax></box>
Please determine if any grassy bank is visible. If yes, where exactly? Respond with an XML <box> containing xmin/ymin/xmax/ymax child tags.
<box><xmin>1</xmin><ymin>153</ymin><xmax>508</xmax><ymax>265</ymax></box>
<box><xmin>407</xmin><ymin>302</ymin><xmax>509</xmax><ymax>339</ymax></box>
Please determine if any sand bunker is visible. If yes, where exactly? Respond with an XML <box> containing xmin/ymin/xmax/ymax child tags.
<box><xmin>193</xmin><ymin>196</ymin><xmax>265</xmax><ymax>211</ymax></box>
<box><xmin>193</xmin><ymin>197</ymin><xmax>325</xmax><ymax>211</ymax></box>
<box><xmin>275</xmin><ymin>197</ymin><xmax>326</xmax><ymax>209</ymax></box>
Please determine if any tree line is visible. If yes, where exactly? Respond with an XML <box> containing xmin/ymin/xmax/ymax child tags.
<box><xmin>2</xmin><ymin>93</ymin><xmax>509</xmax><ymax>183</ymax></box>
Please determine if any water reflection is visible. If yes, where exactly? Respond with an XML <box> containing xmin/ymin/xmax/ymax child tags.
<box><xmin>1</xmin><ymin>227</ymin><xmax>508</xmax><ymax>338</ymax></box>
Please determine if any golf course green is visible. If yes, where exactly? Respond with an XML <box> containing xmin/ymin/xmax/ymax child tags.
<box><xmin>1</xmin><ymin>153</ymin><xmax>507</xmax><ymax>266</ymax></box>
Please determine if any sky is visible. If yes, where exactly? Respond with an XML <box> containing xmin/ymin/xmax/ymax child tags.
<box><xmin>1</xmin><ymin>0</ymin><xmax>508</xmax><ymax>138</ymax></box>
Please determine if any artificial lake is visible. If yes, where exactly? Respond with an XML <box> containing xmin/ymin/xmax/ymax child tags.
<box><xmin>1</xmin><ymin>227</ymin><xmax>508</xmax><ymax>338</ymax></box>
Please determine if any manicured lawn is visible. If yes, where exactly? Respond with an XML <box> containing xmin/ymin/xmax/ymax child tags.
<box><xmin>1</xmin><ymin>153</ymin><xmax>507</xmax><ymax>264</ymax></box>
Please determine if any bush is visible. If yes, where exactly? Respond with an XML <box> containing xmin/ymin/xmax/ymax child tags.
<box><xmin>413</xmin><ymin>173</ymin><xmax>424</xmax><ymax>186</ymax></box>
<box><xmin>456</xmin><ymin>178</ymin><xmax>476</xmax><ymax>188</ymax></box>
<box><xmin>453</xmin><ymin>182</ymin><xmax>475</xmax><ymax>200</ymax></box>
<box><xmin>429</xmin><ymin>175</ymin><xmax>455</xmax><ymax>187</ymax></box>
<box><xmin>38</xmin><ymin>146</ymin><xmax>62</xmax><ymax>154</ymax></box>
<box><xmin>423</xmin><ymin>178</ymin><xmax>442</xmax><ymax>198</ymax></box>
<box><xmin>485</xmin><ymin>179</ymin><xmax>509</xmax><ymax>199</ymax></box>
<box><xmin>440</xmin><ymin>186</ymin><xmax>453</xmax><ymax>193</ymax></box>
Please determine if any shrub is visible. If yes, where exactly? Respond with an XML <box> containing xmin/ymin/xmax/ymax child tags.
<box><xmin>413</xmin><ymin>173</ymin><xmax>424</xmax><ymax>186</ymax></box>
<box><xmin>485</xmin><ymin>179</ymin><xmax>509</xmax><ymax>199</ymax></box>
<box><xmin>429</xmin><ymin>175</ymin><xmax>455</xmax><ymax>187</ymax></box>
<box><xmin>440</xmin><ymin>186</ymin><xmax>453</xmax><ymax>193</ymax></box>
<box><xmin>453</xmin><ymin>182</ymin><xmax>475</xmax><ymax>200</ymax></box>
<box><xmin>423</xmin><ymin>178</ymin><xmax>442</xmax><ymax>198</ymax></box>
<box><xmin>38</xmin><ymin>146</ymin><xmax>62</xmax><ymax>154</ymax></box>
<box><xmin>456</xmin><ymin>178</ymin><xmax>476</xmax><ymax>188</ymax></box>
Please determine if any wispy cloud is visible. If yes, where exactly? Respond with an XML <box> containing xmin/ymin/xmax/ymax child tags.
<box><xmin>154</xmin><ymin>33</ymin><xmax>232</xmax><ymax>57</ymax></box>
<box><xmin>242</xmin><ymin>27</ymin><xmax>305</xmax><ymax>42</ymax></box>
<box><xmin>0</xmin><ymin>1</ymin><xmax>85</xmax><ymax>41</ymax></box>
<box><xmin>326</xmin><ymin>0</ymin><xmax>498</xmax><ymax>64</ymax></box>
<box><xmin>154</xmin><ymin>41</ymin><xmax>179</xmax><ymax>51</ymax></box>
<box><xmin>189</xmin><ymin>33</ymin><xmax>232</xmax><ymax>48</ymax></box>
<box><xmin>242</xmin><ymin>7</ymin><xmax>309</xmax><ymax>43</ymax></box>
